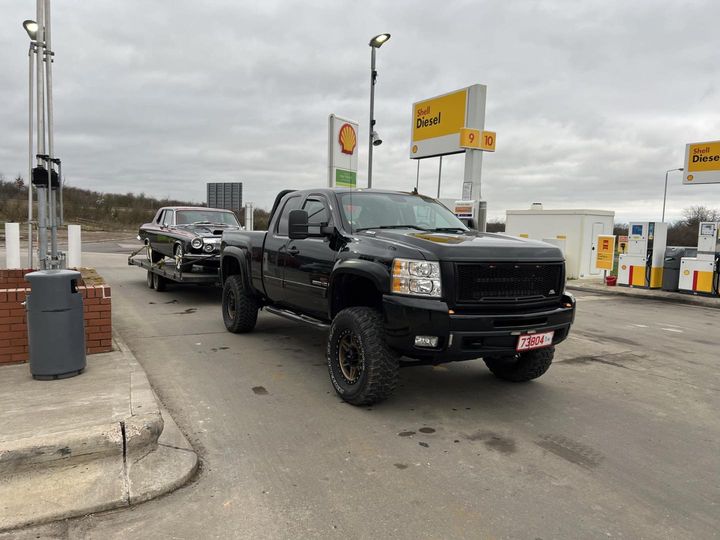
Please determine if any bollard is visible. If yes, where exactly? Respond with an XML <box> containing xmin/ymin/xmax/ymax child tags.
<box><xmin>5</xmin><ymin>223</ymin><xmax>21</xmax><ymax>269</ymax></box>
<box><xmin>67</xmin><ymin>224</ymin><xmax>82</xmax><ymax>268</ymax></box>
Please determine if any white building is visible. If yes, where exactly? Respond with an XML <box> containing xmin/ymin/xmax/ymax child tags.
<box><xmin>505</xmin><ymin>204</ymin><xmax>615</xmax><ymax>279</ymax></box>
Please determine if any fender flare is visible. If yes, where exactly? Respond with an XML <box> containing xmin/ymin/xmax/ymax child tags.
<box><xmin>220</xmin><ymin>246</ymin><xmax>253</xmax><ymax>292</ymax></box>
<box><xmin>329</xmin><ymin>259</ymin><xmax>390</xmax><ymax>316</ymax></box>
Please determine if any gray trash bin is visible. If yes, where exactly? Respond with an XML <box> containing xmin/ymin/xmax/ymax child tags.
<box><xmin>25</xmin><ymin>269</ymin><xmax>86</xmax><ymax>380</ymax></box>
<box><xmin>662</xmin><ymin>247</ymin><xmax>698</xmax><ymax>292</ymax></box>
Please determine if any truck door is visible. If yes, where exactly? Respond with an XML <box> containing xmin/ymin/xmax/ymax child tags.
<box><xmin>263</xmin><ymin>194</ymin><xmax>302</xmax><ymax>302</ymax></box>
<box><xmin>283</xmin><ymin>195</ymin><xmax>337</xmax><ymax>318</ymax></box>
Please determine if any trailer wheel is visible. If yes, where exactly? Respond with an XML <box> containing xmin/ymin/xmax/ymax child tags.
<box><xmin>484</xmin><ymin>347</ymin><xmax>555</xmax><ymax>382</ymax></box>
<box><xmin>222</xmin><ymin>275</ymin><xmax>258</xmax><ymax>333</ymax></box>
<box><xmin>327</xmin><ymin>307</ymin><xmax>399</xmax><ymax>406</ymax></box>
<box><xmin>147</xmin><ymin>270</ymin><xmax>154</xmax><ymax>289</ymax></box>
<box><xmin>152</xmin><ymin>271</ymin><xmax>167</xmax><ymax>292</ymax></box>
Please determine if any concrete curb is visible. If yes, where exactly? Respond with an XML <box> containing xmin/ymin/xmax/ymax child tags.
<box><xmin>0</xmin><ymin>334</ymin><xmax>163</xmax><ymax>476</ymax></box>
<box><xmin>566</xmin><ymin>281</ymin><xmax>720</xmax><ymax>309</ymax></box>
<box><xmin>0</xmin><ymin>332</ymin><xmax>198</xmax><ymax>533</ymax></box>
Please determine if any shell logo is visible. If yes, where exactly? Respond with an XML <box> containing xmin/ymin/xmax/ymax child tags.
<box><xmin>412</xmin><ymin>144</ymin><xmax>418</xmax><ymax>154</ymax></box>
<box><xmin>687</xmin><ymin>174</ymin><xmax>694</xmax><ymax>181</ymax></box>
<box><xmin>621</xmin><ymin>264</ymin><xmax>627</xmax><ymax>270</ymax></box>
<box><xmin>683</xmin><ymin>269</ymin><xmax>690</xmax><ymax>275</ymax></box>
<box><xmin>338</xmin><ymin>123</ymin><xmax>357</xmax><ymax>155</ymax></box>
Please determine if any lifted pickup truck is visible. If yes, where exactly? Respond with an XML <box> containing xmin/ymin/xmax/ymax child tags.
<box><xmin>220</xmin><ymin>189</ymin><xmax>575</xmax><ymax>405</ymax></box>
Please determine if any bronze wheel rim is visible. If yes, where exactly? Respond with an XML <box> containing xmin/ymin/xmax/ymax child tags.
<box><xmin>337</xmin><ymin>329</ymin><xmax>363</xmax><ymax>384</ymax></box>
<box><xmin>226</xmin><ymin>290</ymin><xmax>236</xmax><ymax>320</ymax></box>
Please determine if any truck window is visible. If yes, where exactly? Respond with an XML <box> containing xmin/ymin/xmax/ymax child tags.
<box><xmin>302</xmin><ymin>198</ymin><xmax>328</xmax><ymax>225</ymax></box>
<box><xmin>276</xmin><ymin>196</ymin><xmax>302</xmax><ymax>236</ymax></box>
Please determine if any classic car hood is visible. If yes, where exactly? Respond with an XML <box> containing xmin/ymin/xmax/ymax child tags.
<box><xmin>177</xmin><ymin>224</ymin><xmax>239</xmax><ymax>237</ymax></box>
<box><xmin>361</xmin><ymin>229</ymin><xmax>564</xmax><ymax>262</ymax></box>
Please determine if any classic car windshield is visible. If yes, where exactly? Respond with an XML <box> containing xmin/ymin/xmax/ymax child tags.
<box><xmin>176</xmin><ymin>210</ymin><xmax>239</xmax><ymax>226</ymax></box>
<box><xmin>338</xmin><ymin>192</ymin><xmax>468</xmax><ymax>233</ymax></box>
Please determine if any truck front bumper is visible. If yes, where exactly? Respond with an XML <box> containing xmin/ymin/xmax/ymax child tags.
<box><xmin>382</xmin><ymin>294</ymin><xmax>575</xmax><ymax>363</ymax></box>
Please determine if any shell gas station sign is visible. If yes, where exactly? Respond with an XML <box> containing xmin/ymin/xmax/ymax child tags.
<box><xmin>328</xmin><ymin>114</ymin><xmax>359</xmax><ymax>188</ymax></box>
<box><xmin>683</xmin><ymin>140</ymin><xmax>720</xmax><ymax>184</ymax></box>
<box><xmin>410</xmin><ymin>84</ymin><xmax>494</xmax><ymax>159</ymax></box>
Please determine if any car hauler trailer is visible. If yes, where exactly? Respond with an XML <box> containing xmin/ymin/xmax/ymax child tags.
<box><xmin>128</xmin><ymin>245</ymin><xmax>220</xmax><ymax>291</ymax></box>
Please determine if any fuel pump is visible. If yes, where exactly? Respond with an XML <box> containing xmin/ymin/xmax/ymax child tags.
<box><xmin>678</xmin><ymin>222</ymin><xmax>720</xmax><ymax>296</ymax></box>
<box><xmin>618</xmin><ymin>221</ymin><xmax>668</xmax><ymax>288</ymax></box>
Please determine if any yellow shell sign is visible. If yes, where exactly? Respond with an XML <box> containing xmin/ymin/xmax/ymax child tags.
<box><xmin>338</xmin><ymin>123</ymin><xmax>357</xmax><ymax>155</ymax></box>
<box><xmin>412</xmin><ymin>89</ymin><xmax>467</xmax><ymax>143</ymax></box>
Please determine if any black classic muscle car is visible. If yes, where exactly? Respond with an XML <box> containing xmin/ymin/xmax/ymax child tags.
<box><xmin>138</xmin><ymin>206</ymin><xmax>241</xmax><ymax>268</ymax></box>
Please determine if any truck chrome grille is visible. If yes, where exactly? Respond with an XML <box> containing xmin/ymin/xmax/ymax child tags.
<box><xmin>455</xmin><ymin>263</ymin><xmax>563</xmax><ymax>303</ymax></box>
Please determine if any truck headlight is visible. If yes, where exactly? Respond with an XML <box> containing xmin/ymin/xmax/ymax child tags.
<box><xmin>191</xmin><ymin>238</ymin><xmax>203</xmax><ymax>249</ymax></box>
<box><xmin>392</xmin><ymin>258</ymin><xmax>442</xmax><ymax>298</ymax></box>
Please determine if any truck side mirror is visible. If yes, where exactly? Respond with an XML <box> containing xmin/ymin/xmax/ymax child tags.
<box><xmin>288</xmin><ymin>209</ymin><xmax>309</xmax><ymax>240</ymax></box>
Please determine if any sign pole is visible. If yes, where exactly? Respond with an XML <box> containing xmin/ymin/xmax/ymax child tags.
<box><xmin>463</xmin><ymin>85</ymin><xmax>487</xmax><ymax>232</ymax></box>
<box><xmin>436</xmin><ymin>156</ymin><xmax>442</xmax><ymax>198</ymax></box>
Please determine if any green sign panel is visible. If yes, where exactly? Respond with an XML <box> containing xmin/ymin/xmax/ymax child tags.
<box><xmin>335</xmin><ymin>169</ymin><xmax>357</xmax><ymax>188</ymax></box>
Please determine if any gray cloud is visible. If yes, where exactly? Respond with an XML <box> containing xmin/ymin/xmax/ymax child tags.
<box><xmin>1</xmin><ymin>0</ymin><xmax>719</xmax><ymax>223</ymax></box>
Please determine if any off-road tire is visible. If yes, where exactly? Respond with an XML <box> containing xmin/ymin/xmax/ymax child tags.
<box><xmin>152</xmin><ymin>271</ymin><xmax>167</xmax><ymax>292</ymax></box>
<box><xmin>484</xmin><ymin>347</ymin><xmax>555</xmax><ymax>382</ymax></box>
<box><xmin>327</xmin><ymin>307</ymin><xmax>399</xmax><ymax>406</ymax></box>
<box><xmin>222</xmin><ymin>275</ymin><xmax>258</xmax><ymax>333</ymax></box>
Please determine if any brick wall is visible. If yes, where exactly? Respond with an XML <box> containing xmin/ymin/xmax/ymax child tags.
<box><xmin>0</xmin><ymin>269</ymin><xmax>112</xmax><ymax>365</ymax></box>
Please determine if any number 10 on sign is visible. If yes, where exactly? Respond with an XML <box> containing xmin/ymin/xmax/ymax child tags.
<box><xmin>460</xmin><ymin>128</ymin><xmax>496</xmax><ymax>152</ymax></box>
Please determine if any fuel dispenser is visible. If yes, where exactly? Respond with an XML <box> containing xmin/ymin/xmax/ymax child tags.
<box><xmin>617</xmin><ymin>221</ymin><xmax>668</xmax><ymax>288</ymax></box>
<box><xmin>678</xmin><ymin>222</ymin><xmax>720</xmax><ymax>296</ymax></box>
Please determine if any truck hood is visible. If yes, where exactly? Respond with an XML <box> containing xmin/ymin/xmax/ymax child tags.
<box><xmin>362</xmin><ymin>229</ymin><xmax>564</xmax><ymax>262</ymax></box>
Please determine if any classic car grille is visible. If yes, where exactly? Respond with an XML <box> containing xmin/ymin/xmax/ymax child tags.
<box><xmin>455</xmin><ymin>263</ymin><xmax>563</xmax><ymax>303</ymax></box>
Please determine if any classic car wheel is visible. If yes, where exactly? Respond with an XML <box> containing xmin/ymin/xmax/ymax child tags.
<box><xmin>327</xmin><ymin>307</ymin><xmax>399</xmax><ymax>406</ymax></box>
<box><xmin>222</xmin><ymin>275</ymin><xmax>258</xmax><ymax>333</ymax></box>
<box><xmin>147</xmin><ymin>270</ymin><xmax>154</xmax><ymax>288</ymax></box>
<box><xmin>146</xmin><ymin>242</ymin><xmax>163</xmax><ymax>264</ymax></box>
<box><xmin>152</xmin><ymin>271</ymin><xmax>167</xmax><ymax>292</ymax></box>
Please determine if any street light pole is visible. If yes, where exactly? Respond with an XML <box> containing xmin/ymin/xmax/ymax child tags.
<box><xmin>367</xmin><ymin>33</ymin><xmax>390</xmax><ymax>189</ymax></box>
<box><xmin>44</xmin><ymin>0</ymin><xmax>59</xmax><ymax>267</ymax></box>
<box><xmin>662</xmin><ymin>167</ymin><xmax>684</xmax><ymax>223</ymax></box>
<box><xmin>368</xmin><ymin>46</ymin><xmax>376</xmax><ymax>188</ymax></box>
<box><xmin>27</xmin><ymin>38</ymin><xmax>35</xmax><ymax>268</ymax></box>
<box><xmin>35</xmin><ymin>1</ymin><xmax>48</xmax><ymax>269</ymax></box>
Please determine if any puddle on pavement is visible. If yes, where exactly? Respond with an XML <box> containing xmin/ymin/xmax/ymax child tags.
<box><xmin>398</xmin><ymin>431</ymin><xmax>415</xmax><ymax>437</ymax></box>
<box><xmin>466</xmin><ymin>431</ymin><xmax>517</xmax><ymax>454</ymax></box>
<box><xmin>418</xmin><ymin>427</ymin><xmax>436</xmax><ymax>434</ymax></box>
<box><xmin>173</xmin><ymin>308</ymin><xmax>197</xmax><ymax>315</ymax></box>
<box><xmin>394</xmin><ymin>463</ymin><xmax>409</xmax><ymax>470</ymax></box>
<box><xmin>252</xmin><ymin>386</ymin><xmax>269</xmax><ymax>395</ymax></box>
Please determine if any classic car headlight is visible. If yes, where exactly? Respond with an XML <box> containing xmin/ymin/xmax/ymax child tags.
<box><xmin>392</xmin><ymin>258</ymin><xmax>441</xmax><ymax>298</ymax></box>
<box><xmin>191</xmin><ymin>238</ymin><xmax>203</xmax><ymax>249</ymax></box>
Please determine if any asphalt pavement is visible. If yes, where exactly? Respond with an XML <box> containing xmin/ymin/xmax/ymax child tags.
<box><xmin>5</xmin><ymin>249</ymin><xmax>719</xmax><ymax>539</ymax></box>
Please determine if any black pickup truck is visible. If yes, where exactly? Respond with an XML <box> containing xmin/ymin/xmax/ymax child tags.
<box><xmin>220</xmin><ymin>188</ymin><xmax>575</xmax><ymax>405</ymax></box>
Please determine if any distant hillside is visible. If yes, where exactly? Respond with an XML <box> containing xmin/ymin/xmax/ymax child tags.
<box><xmin>0</xmin><ymin>174</ymin><xmax>202</xmax><ymax>231</ymax></box>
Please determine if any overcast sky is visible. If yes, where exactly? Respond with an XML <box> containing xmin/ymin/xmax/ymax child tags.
<box><xmin>1</xmin><ymin>0</ymin><xmax>719</xmax><ymax>223</ymax></box>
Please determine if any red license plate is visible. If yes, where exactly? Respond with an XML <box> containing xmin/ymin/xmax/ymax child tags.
<box><xmin>516</xmin><ymin>331</ymin><xmax>554</xmax><ymax>352</ymax></box>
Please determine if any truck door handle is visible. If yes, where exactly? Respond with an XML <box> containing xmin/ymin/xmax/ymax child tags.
<box><xmin>288</xmin><ymin>246</ymin><xmax>300</xmax><ymax>256</ymax></box>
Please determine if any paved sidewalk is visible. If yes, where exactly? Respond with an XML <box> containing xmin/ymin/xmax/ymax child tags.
<box><xmin>566</xmin><ymin>279</ymin><xmax>720</xmax><ymax>309</ymax></box>
<box><xmin>0</xmin><ymin>333</ymin><xmax>197</xmax><ymax>532</ymax></box>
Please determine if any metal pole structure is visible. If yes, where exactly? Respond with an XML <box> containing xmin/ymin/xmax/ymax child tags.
<box><xmin>35</xmin><ymin>0</ymin><xmax>47</xmax><ymax>268</ymax></box>
<box><xmin>368</xmin><ymin>46</ymin><xmax>376</xmax><ymax>189</ymax></box>
<box><xmin>44</xmin><ymin>0</ymin><xmax>58</xmax><ymax>267</ymax></box>
<box><xmin>661</xmin><ymin>167</ymin><xmax>683</xmax><ymax>223</ymax></box>
<box><xmin>436</xmin><ymin>156</ymin><xmax>443</xmax><ymax>198</ymax></box>
<box><xmin>57</xmin><ymin>159</ymin><xmax>63</xmax><ymax>225</ymax></box>
<box><xmin>28</xmin><ymin>41</ymin><xmax>35</xmax><ymax>268</ymax></box>
<box><xmin>415</xmin><ymin>160</ymin><xmax>420</xmax><ymax>191</ymax></box>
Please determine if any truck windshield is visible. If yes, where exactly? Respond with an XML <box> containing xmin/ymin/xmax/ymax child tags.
<box><xmin>338</xmin><ymin>192</ymin><xmax>468</xmax><ymax>233</ymax></box>
<box><xmin>176</xmin><ymin>210</ymin><xmax>239</xmax><ymax>226</ymax></box>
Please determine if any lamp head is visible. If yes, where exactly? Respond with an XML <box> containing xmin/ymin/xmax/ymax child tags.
<box><xmin>369</xmin><ymin>33</ymin><xmax>391</xmax><ymax>48</ymax></box>
<box><xmin>372</xmin><ymin>131</ymin><xmax>382</xmax><ymax>146</ymax></box>
<box><xmin>23</xmin><ymin>20</ymin><xmax>38</xmax><ymax>40</ymax></box>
